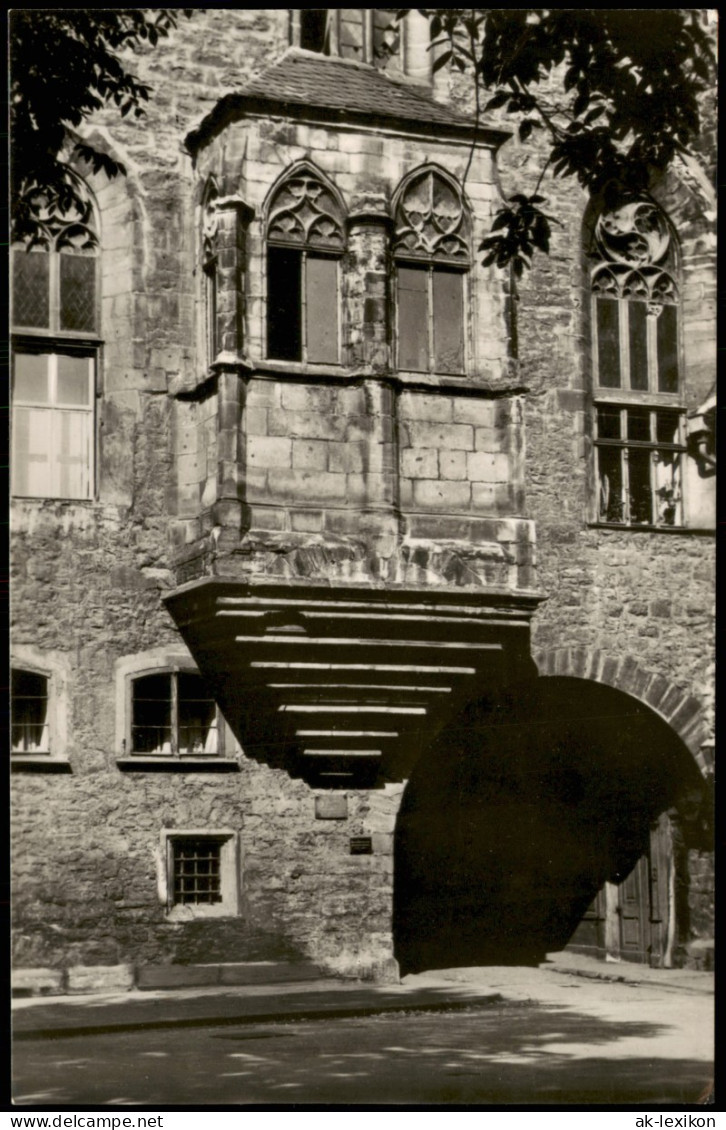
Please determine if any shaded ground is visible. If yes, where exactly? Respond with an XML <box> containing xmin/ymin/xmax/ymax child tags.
<box><xmin>13</xmin><ymin>969</ymin><xmax>712</xmax><ymax>1107</ymax></box>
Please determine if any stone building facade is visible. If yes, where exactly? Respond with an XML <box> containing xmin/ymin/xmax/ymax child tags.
<box><xmin>11</xmin><ymin>10</ymin><xmax>715</xmax><ymax>990</ymax></box>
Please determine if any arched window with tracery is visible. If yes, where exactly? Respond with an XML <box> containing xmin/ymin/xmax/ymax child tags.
<box><xmin>393</xmin><ymin>167</ymin><xmax>470</xmax><ymax>374</ymax></box>
<box><xmin>590</xmin><ymin>198</ymin><xmax>685</xmax><ymax>527</ymax></box>
<box><xmin>201</xmin><ymin>178</ymin><xmax>219</xmax><ymax>367</ymax></box>
<box><xmin>266</xmin><ymin>166</ymin><xmax>345</xmax><ymax>364</ymax></box>
<box><xmin>11</xmin><ymin>179</ymin><xmax>99</xmax><ymax>500</ymax></box>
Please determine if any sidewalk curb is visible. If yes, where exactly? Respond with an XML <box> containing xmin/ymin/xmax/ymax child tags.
<box><xmin>544</xmin><ymin>963</ymin><xmax>714</xmax><ymax>996</ymax></box>
<box><xmin>14</xmin><ymin>992</ymin><xmax>507</xmax><ymax>1041</ymax></box>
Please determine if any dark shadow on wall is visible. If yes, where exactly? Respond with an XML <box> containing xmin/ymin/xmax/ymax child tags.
<box><xmin>393</xmin><ymin>677</ymin><xmax>706</xmax><ymax>975</ymax></box>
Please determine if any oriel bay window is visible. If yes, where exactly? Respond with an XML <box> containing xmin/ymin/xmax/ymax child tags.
<box><xmin>394</xmin><ymin>167</ymin><xmax>469</xmax><ymax>374</ymax></box>
<box><xmin>591</xmin><ymin>199</ymin><xmax>685</xmax><ymax>527</ymax></box>
<box><xmin>266</xmin><ymin>165</ymin><xmax>345</xmax><ymax>364</ymax></box>
<box><xmin>131</xmin><ymin>670</ymin><xmax>222</xmax><ymax>756</ymax></box>
<box><xmin>11</xmin><ymin>181</ymin><xmax>99</xmax><ymax>500</ymax></box>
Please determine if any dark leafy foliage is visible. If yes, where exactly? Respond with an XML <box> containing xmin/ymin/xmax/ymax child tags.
<box><xmin>397</xmin><ymin>9</ymin><xmax>715</xmax><ymax>273</ymax></box>
<box><xmin>10</xmin><ymin>10</ymin><xmax>195</xmax><ymax>244</ymax></box>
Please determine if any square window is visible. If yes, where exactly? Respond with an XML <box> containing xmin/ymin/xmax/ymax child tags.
<box><xmin>130</xmin><ymin>668</ymin><xmax>221</xmax><ymax>757</ymax></box>
<box><xmin>163</xmin><ymin>830</ymin><xmax>238</xmax><ymax>918</ymax></box>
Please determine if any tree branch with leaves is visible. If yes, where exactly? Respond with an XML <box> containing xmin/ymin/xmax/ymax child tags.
<box><xmin>397</xmin><ymin>9</ymin><xmax>716</xmax><ymax>275</ymax></box>
<box><xmin>10</xmin><ymin>9</ymin><xmax>195</xmax><ymax>245</ymax></box>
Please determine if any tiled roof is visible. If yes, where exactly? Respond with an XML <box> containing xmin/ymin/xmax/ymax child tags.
<box><xmin>186</xmin><ymin>49</ymin><xmax>508</xmax><ymax>151</ymax></box>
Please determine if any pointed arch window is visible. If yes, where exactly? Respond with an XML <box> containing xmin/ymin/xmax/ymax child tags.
<box><xmin>266</xmin><ymin>168</ymin><xmax>345</xmax><ymax>365</ymax></box>
<box><xmin>393</xmin><ymin>168</ymin><xmax>470</xmax><ymax>374</ymax></box>
<box><xmin>591</xmin><ymin>199</ymin><xmax>685</xmax><ymax>528</ymax></box>
<box><xmin>11</xmin><ymin>181</ymin><xmax>99</xmax><ymax>500</ymax></box>
<box><xmin>201</xmin><ymin>179</ymin><xmax>219</xmax><ymax>367</ymax></box>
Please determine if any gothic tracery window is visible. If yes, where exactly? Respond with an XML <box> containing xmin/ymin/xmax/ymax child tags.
<box><xmin>11</xmin><ymin>181</ymin><xmax>99</xmax><ymax>500</ymax></box>
<box><xmin>591</xmin><ymin>199</ymin><xmax>685</xmax><ymax>528</ymax></box>
<box><xmin>393</xmin><ymin>168</ymin><xmax>469</xmax><ymax>374</ymax></box>
<box><xmin>266</xmin><ymin>167</ymin><xmax>345</xmax><ymax>364</ymax></box>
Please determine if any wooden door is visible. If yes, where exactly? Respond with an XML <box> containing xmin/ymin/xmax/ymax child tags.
<box><xmin>617</xmin><ymin>816</ymin><xmax>672</xmax><ymax>965</ymax></box>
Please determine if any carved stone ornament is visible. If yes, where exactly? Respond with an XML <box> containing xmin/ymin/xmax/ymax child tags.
<box><xmin>267</xmin><ymin>173</ymin><xmax>345</xmax><ymax>249</ymax></box>
<box><xmin>16</xmin><ymin>182</ymin><xmax>96</xmax><ymax>252</ymax></box>
<box><xmin>592</xmin><ymin>200</ymin><xmax>677</xmax><ymax>304</ymax></box>
<box><xmin>394</xmin><ymin>169</ymin><xmax>469</xmax><ymax>261</ymax></box>
<box><xmin>594</xmin><ymin>200</ymin><xmax>671</xmax><ymax>267</ymax></box>
<box><xmin>202</xmin><ymin>180</ymin><xmax>219</xmax><ymax>262</ymax></box>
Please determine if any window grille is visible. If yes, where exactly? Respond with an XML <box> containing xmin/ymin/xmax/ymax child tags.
<box><xmin>172</xmin><ymin>837</ymin><xmax>223</xmax><ymax>906</ymax></box>
<box><xmin>590</xmin><ymin>199</ymin><xmax>685</xmax><ymax>528</ymax></box>
<box><xmin>393</xmin><ymin>169</ymin><xmax>469</xmax><ymax>374</ymax></box>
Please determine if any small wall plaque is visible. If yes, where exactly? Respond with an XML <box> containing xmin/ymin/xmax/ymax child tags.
<box><xmin>315</xmin><ymin>795</ymin><xmax>348</xmax><ymax>820</ymax></box>
<box><xmin>349</xmin><ymin>836</ymin><xmax>373</xmax><ymax>855</ymax></box>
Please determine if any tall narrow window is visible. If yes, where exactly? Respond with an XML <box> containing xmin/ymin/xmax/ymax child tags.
<box><xmin>394</xmin><ymin>168</ymin><xmax>469</xmax><ymax>374</ymax></box>
<box><xmin>201</xmin><ymin>179</ymin><xmax>219</xmax><ymax>367</ymax></box>
<box><xmin>266</xmin><ymin>167</ymin><xmax>345</xmax><ymax>364</ymax></box>
<box><xmin>11</xmin><ymin>669</ymin><xmax>50</xmax><ymax>755</ymax></box>
<box><xmin>591</xmin><ymin>199</ymin><xmax>685</xmax><ymax>528</ymax></box>
<box><xmin>11</xmin><ymin>181</ymin><xmax>99</xmax><ymax>500</ymax></box>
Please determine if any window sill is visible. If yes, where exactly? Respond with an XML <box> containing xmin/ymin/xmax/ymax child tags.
<box><xmin>589</xmin><ymin>522</ymin><xmax>713</xmax><ymax>536</ymax></box>
<box><xmin>11</xmin><ymin>757</ymin><xmax>72</xmax><ymax>773</ymax></box>
<box><xmin>165</xmin><ymin>904</ymin><xmax>238</xmax><ymax>921</ymax></box>
<box><xmin>256</xmin><ymin>359</ymin><xmax>347</xmax><ymax>379</ymax></box>
<box><xmin>116</xmin><ymin>757</ymin><xmax>239</xmax><ymax>772</ymax></box>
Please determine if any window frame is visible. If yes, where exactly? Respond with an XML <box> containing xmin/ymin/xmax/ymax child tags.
<box><xmin>264</xmin><ymin>165</ymin><xmax>346</xmax><ymax>368</ymax></box>
<box><xmin>161</xmin><ymin>829</ymin><xmax>239</xmax><ymax>919</ymax></box>
<box><xmin>11</xmin><ymin>344</ymin><xmax>96</xmax><ymax>501</ymax></box>
<box><xmin>266</xmin><ymin>244</ymin><xmax>342</xmax><ymax>366</ymax></box>
<box><xmin>589</xmin><ymin>200</ymin><xmax>687</xmax><ymax>530</ymax></box>
<box><xmin>129</xmin><ymin>666</ymin><xmax>225</xmax><ymax>759</ymax></box>
<box><xmin>393</xmin><ymin>167</ymin><xmax>471</xmax><ymax>377</ymax></box>
<box><xmin>394</xmin><ymin>258</ymin><xmax>468</xmax><ymax>375</ymax></box>
<box><xmin>115</xmin><ymin>650</ymin><xmax>238</xmax><ymax>771</ymax></box>
<box><xmin>10</xmin><ymin>649</ymin><xmax>71</xmax><ymax>772</ymax></box>
<box><xmin>11</xmin><ymin>189</ymin><xmax>100</xmax><ymax>502</ymax></box>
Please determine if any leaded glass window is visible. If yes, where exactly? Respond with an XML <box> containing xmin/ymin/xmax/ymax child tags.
<box><xmin>591</xmin><ymin>200</ymin><xmax>685</xmax><ymax>528</ymax></box>
<box><xmin>394</xmin><ymin>168</ymin><xmax>469</xmax><ymax>374</ymax></box>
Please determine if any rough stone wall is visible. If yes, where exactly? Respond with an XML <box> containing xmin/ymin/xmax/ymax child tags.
<box><xmin>11</xmin><ymin>11</ymin><xmax>715</xmax><ymax>974</ymax></box>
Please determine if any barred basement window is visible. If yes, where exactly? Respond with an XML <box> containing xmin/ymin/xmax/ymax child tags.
<box><xmin>590</xmin><ymin>199</ymin><xmax>685</xmax><ymax>528</ymax></box>
<box><xmin>394</xmin><ymin>168</ymin><xmax>469</xmax><ymax>374</ymax></box>
<box><xmin>11</xmin><ymin>669</ymin><xmax>50</xmax><ymax>755</ymax></box>
<box><xmin>172</xmin><ymin>837</ymin><xmax>223</xmax><ymax>905</ymax></box>
<box><xmin>163</xmin><ymin>830</ymin><xmax>239</xmax><ymax>917</ymax></box>
<box><xmin>11</xmin><ymin>180</ymin><xmax>99</xmax><ymax>500</ymax></box>
<box><xmin>266</xmin><ymin>166</ymin><xmax>345</xmax><ymax>364</ymax></box>
<box><xmin>131</xmin><ymin>670</ymin><xmax>222</xmax><ymax>756</ymax></box>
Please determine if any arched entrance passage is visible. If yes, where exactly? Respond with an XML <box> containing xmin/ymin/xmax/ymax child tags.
<box><xmin>393</xmin><ymin>676</ymin><xmax>707</xmax><ymax>975</ymax></box>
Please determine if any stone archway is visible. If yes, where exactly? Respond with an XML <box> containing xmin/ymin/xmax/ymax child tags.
<box><xmin>392</xmin><ymin>673</ymin><xmax>709</xmax><ymax>975</ymax></box>
<box><xmin>532</xmin><ymin>648</ymin><xmax>711</xmax><ymax>771</ymax></box>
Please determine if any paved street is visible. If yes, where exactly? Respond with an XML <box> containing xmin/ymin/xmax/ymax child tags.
<box><xmin>13</xmin><ymin>965</ymin><xmax>713</xmax><ymax>1107</ymax></box>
